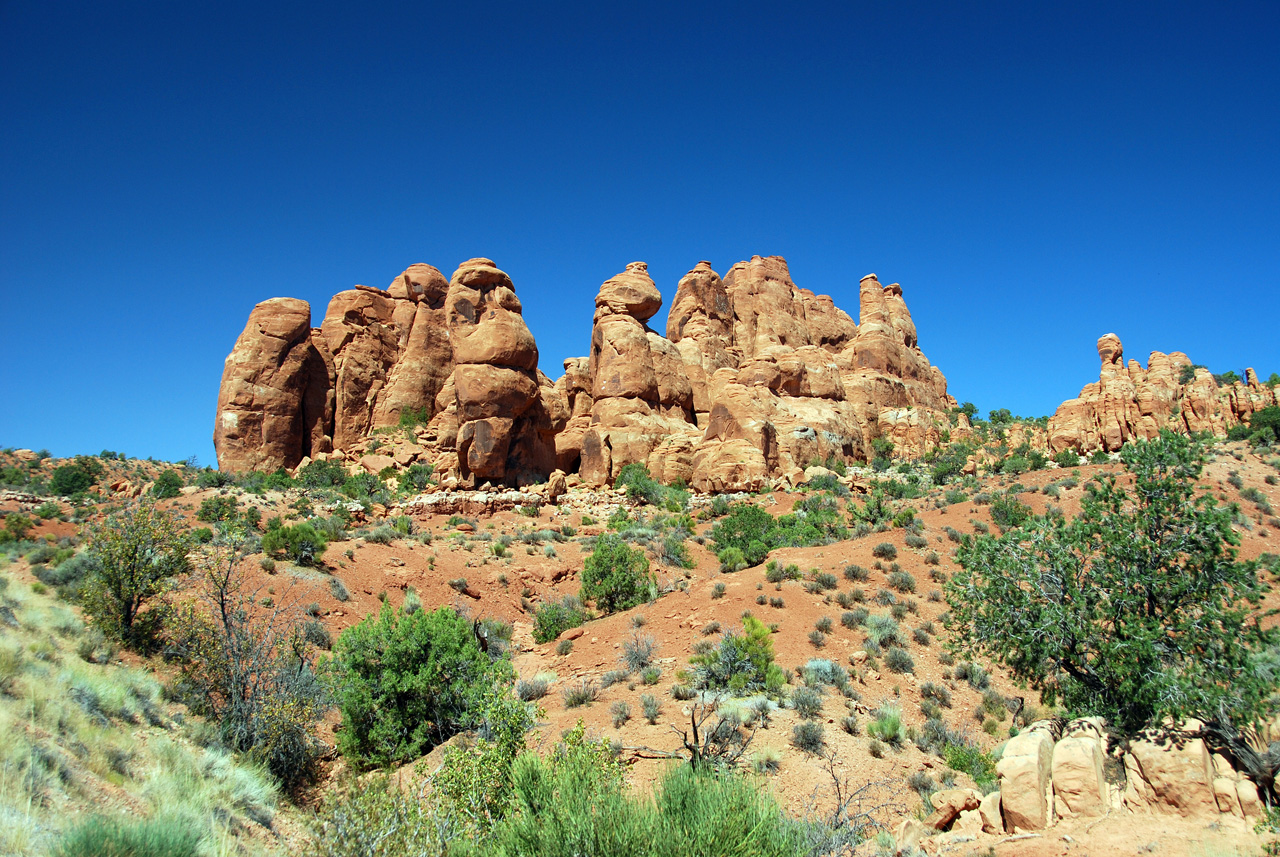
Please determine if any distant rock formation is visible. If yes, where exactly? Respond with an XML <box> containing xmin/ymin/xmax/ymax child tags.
<box><xmin>1047</xmin><ymin>334</ymin><xmax>1278</xmax><ymax>454</ymax></box>
<box><xmin>215</xmin><ymin>254</ymin><xmax>957</xmax><ymax>489</ymax></box>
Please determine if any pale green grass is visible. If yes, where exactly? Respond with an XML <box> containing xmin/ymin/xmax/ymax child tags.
<box><xmin>0</xmin><ymin>570</ymin><xmax>283</xmax><ymax>856</ymax></box>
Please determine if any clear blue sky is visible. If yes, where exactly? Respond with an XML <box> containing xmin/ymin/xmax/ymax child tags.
<box><xmin>2</xmin><ymin>1</ymin><xmax>1276</xmax><ymax>466</ymax></box>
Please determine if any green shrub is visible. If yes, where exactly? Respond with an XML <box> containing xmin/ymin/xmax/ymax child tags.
<box><xmin>313</xmin><ymin>773</ymin><xmax>439</xmax><ymax>857</ymax></box>
<box><xmin>871</xmin><ymin>542</ymin><xmax>897</xmax><ymax>560</ymax></box>
<box><xmin>53</xmin><ymin>815</ymin><xmax>201</xmax><ymax>857</ymax></box>
<box><xmin>327</xmin><ymin>604</ymin><xmax>510</xmax><ymax>768</ymax></box>
<box><xmin>791</xmin><ymin>720</ymin><xmax>825</xmax><ymax>754</ymax></box>
<box><xmin>397</xmin><ymin>463</ymin><xmax>435</xmax><ymax>493</ymax></box>
<box><xmin>581</xmin><ymin>534</ymin><xmax>655</xmax><ymax>613</ymax></box>
<box><xmin>887</xmin><ymin>570</ymin><xmax>916</xmax><ymax>593</ymax></box>
<box><xmin>867</xmin><ymin>704</ymin><xmax>904</xmax><ymax>746</ymax></box>
<box><xmin>791</xmin><ymin>686</ymin><xmax>823</xmax><ymax>719</ymax></box>
<box><xmin>532</xmin><ymin>595</ymin><xmax>588</xmax><ymax>643</ymax></box>
<box><xmin>884</xmin><ymin>647</ymin><xmax>914</xmax><ymax>674</ymax></box>
<box><xmin>83</xmin><ymin>502</ymin><xmax>191</xmax><ymax>648</ymax></box>
<box><xmin>151</xmin><ymin>469</ymin><xmax>184</xmax><ymax>499</ymax></box>
<box><xmin>473</xmin><ymin>728</ymin><xmax>805</xmax><ymax>856</ymax></box>
<box><xmin>197</xmin><ymin>495</ymin><xmax>239</xmax><ymax>523</ymax></box>
<box><xmin>50</xmin><ymin>456</ymin><xmax>105</xmax><ymax>496</ymax></box>
<box><xmin>710</xmin><ymin>498</ymin><xmax>846</xmax><ymax>568</ymax></box>
<box><xmin>943</xmin><ymin>742</ymin><xmax>998</xmax><ymax>791</ymax></box>
<box><xmin>989</xmin><ymin>495</ymin><xmax>1032</xmax><ymax>530</ymax></box>
<box><xmin>0</xmin><ymin>512</ymin><xmax>33</xmax><ymax>543</ymax></box>
<box><xmin>261</xmin><ymin>522</ymin><xmax>328</xmax><ymax>567</ymax></box>
<box><xmin>1053</xmin><ymin>449</ymin><xmax>1081</xmax><ymax>469</ymax></box>
<box><xmin>717</xmin><ymin>546</ymin><xmax>746</xmax><ymax>573</ymax></box>
<box><xmin>691</xmin><ymin>615</ymin><xmax>785</xmax><ymax>697</ymax></box>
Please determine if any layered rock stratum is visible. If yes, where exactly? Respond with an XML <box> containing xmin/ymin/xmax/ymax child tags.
<box><xmin>215</xmin><ymin>256</ymin><xmax>956</xmax><ymax>488</ymax></box>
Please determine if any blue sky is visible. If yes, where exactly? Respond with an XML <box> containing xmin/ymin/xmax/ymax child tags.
<box><xmin>1</xmin><ymin>1</ymin><xmax>1276</xmax><ymax>465</ymax></box>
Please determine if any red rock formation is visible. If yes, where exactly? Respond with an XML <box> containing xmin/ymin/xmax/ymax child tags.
<box><xmin>1047</xmin><ymin>334</ymin><xmax>1278</xmax><ymax>453</ymax></box>
<box><xmin>578</xmin><ymin>263</ymin><xmax>700</xmax><ymax>485</ymax></box>
<box><xmin>215</xmin><ymin>255</ymin><xmax>958</xmax><ymax>491</ymax></box>
<box><xmin>443</xmin><ymin>258</ymin><xmax>560</xmax><ymax>486</ymax></box>
<box><xmin>214</xmin><ymin>297</ymin><xmax>333</xmax><ymax>473</ymax></box>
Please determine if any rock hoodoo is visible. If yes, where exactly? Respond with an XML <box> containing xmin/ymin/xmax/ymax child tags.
<box><xmin>1047</xmin><ymin>333</ymin><xmax>1278</xmax><ymax>454</ymax></box>
<box><xmin>214</xmin><ymin>254</ymin><xmax>959</xmax><ymax>487</ymax></box>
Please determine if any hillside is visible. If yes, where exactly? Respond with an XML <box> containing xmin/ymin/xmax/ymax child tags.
<box><xmin>3</xmin><ymin>431</ymin><xmax>1280</xmax><ymax>855</ymax></box>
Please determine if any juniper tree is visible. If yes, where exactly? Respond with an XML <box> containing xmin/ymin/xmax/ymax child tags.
<box><xmin>946</xmin><ymin>431</ymin><xmax>1279</xmax><ymax>795</ymax></box>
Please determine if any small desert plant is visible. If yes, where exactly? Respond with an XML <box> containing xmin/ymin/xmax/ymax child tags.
<box><xmin>867</xmin><ymin>703</ymin><xmax>904</xmax><ymax>746</ymax></box>
<box><xmin>844</xmin><ymin>564</ymin><xmax>869</xmax><ymax>582</ymax></box>
<box><xmin>920</xmin><ymin>681</ymin><xmax>952</xmax><ymax>708</ymax></box>
<box><xmin>516</xmin><ymin>676</ymin><xmax>550</xmax><ymax>701</ymax></box>
<box><xmin>792</xmin><ymin>720</ymin><xmax>825</xmax><ymax>754</ymax></box>
<box><xmin>601</xmin><ymin>669</ymin><xmax>630</xmax><ymax>689</ymax></box>
<box><xmin>621</xmin><ymin>634</ymin><xmax>658</xmax><ymax>671</ymax></box>
<box><xmin>562</xmin><ymin>679</ymin><xmax>598</xmax><ymax>708</ymax></box>
<box><xmin>641</xmin><ymin>693</ymin><xmax>662</xmax><ymax>723</ymax></box>
<box><xmin>792</xmin><ymin>686</ymin><xmax>824</xmax><ymax>719</ymax></box>
<box><xmin>887</xmin><ymin>570</ymin><xmax>916</xmax><ymax>593</ymax></box>
<box><xmin>884</xmin><ymin>646</ymin><xmax>914</xmax><ymax>674</ymax></box>
<box><xmin>53</xmin><ymin>816</ymin><xmax>202</xmax><ymax>857</ymax></box>
<box><xmin>610</xmin><ymin>701</ymin><xmax>631</xmax><ymax>727</ymax></box>
<box><xmin>872</xmin><ymin>542</ymin><xmax>898</xmax><ymax>560</ymax></box>
<box><xmin>555</xmin><ymin>639</ymin><xmax>573</xmax><ymax>656</ymax></box>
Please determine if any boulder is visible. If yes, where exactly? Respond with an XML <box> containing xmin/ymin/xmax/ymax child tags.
<box><xmin>1052</xmin><ymin>734</ymin><xmax>1106</xmax><ymax>818</ymax></box>
<box><xmin>924</xmin><ymin>788</ymin><xmax>982</xmax><ymax>830</ymax></box>
<box><xmin>1124</xmin><ymin>728</ymin><xmax>1216</xmax><ymax>816</ymax></box>
<box><xmin>997</xmin><ymin>728</ymin><xmax>1055</xmax><ymax>831</ymax></box>
<box><xmin>978</xmin><ymin>791</ymin><xmax>1004</xmax><ymax>834</ymax></box>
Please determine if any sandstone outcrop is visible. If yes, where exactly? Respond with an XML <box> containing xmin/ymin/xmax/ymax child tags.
<box><xmin>214</xmin><ymin>297</ymin><xmax>333</xmax><ymax>473</ymax></box>
<box><xmin>443</xmin><ymin>258</ymin><xmax>561</xmax><ymax>485</ymax></box>
<box><xmin>1048</xmin><ymin>334</ymin><xmax>1278</xmax><ymax>454</ymax></box>
<box><xmin>216</xmin><ymin>254</ymin><xmax>958</xmax><ymax>490</ymax></box>
<box><xmin>967</xmin><ymin>718</ymin><xmax>1266</xmax><ymax>841</ymax></box>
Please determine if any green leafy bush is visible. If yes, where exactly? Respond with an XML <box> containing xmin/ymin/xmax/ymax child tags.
<box><xmin>261</xmin><ymin>522</ymin><xmax>328</xmax><ymax>567</ymax></box>
<box><xmin>298</xmin><ymin>459</ymin><xmax>348</xmax><ymax>489</ymax></box>
<box><xmin>197</xmin><ymin>495</ymin><xmax>239</xmax><ymax>523</ymax></box>
<box><xmin>948</xmin><ymin>431</ymin><xmax>1276</xmax><ymax>738</ymax></box>
<box><xmin>397</xmin><ymin>463</ymin><xmax>435</xmax><ymax>493</ymax></box>
<box><xmin>151</xmin><ymin>469</ymin><xmax>184</xmax><ymax>499</ymax></box>
<box><xmin>471</xmin><ymin>726</ymin><xmax>805</xmax><ymax>856</ymax></box>
<box><xmin>709</xmin><ymin>497</ymin><xmax>847</xmax><ymax>567</ymax></box>
<box><xmin>327</xmin><ymin>604</ymin><xmax>511</xmax><ymax>768</ymax></box>
<box><xmin>989</xmin><ymin>495</ymin><xmax>1032</xmax><ymax>530</ymax></box>
<box><xmin>871</xmin><ymin>542</ymin><xmax>897</xmax><ymax>560</ymax></box>
<box><xmin>50</xmin><ymin>456</ymin><xmax>104</xmax><ymax>496</ymax></box>
<box><xmin>532</xmin><ymin>595</ymin><xmax>588</xmax><ymax>643</ymax></box>
<box><xmin>83</xmin><ymin>502</ymin><xmax>191</xmax><ymax>648</ymax></box>
<box><xmin>581</xmin><ymin>534</ymin><xmax>654</xmax><ymax>613</ymax></box>
<box><xmin>690</xmin><ymin>616</ymin><xmax>785</xmax><ymax>696</ymax></box>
